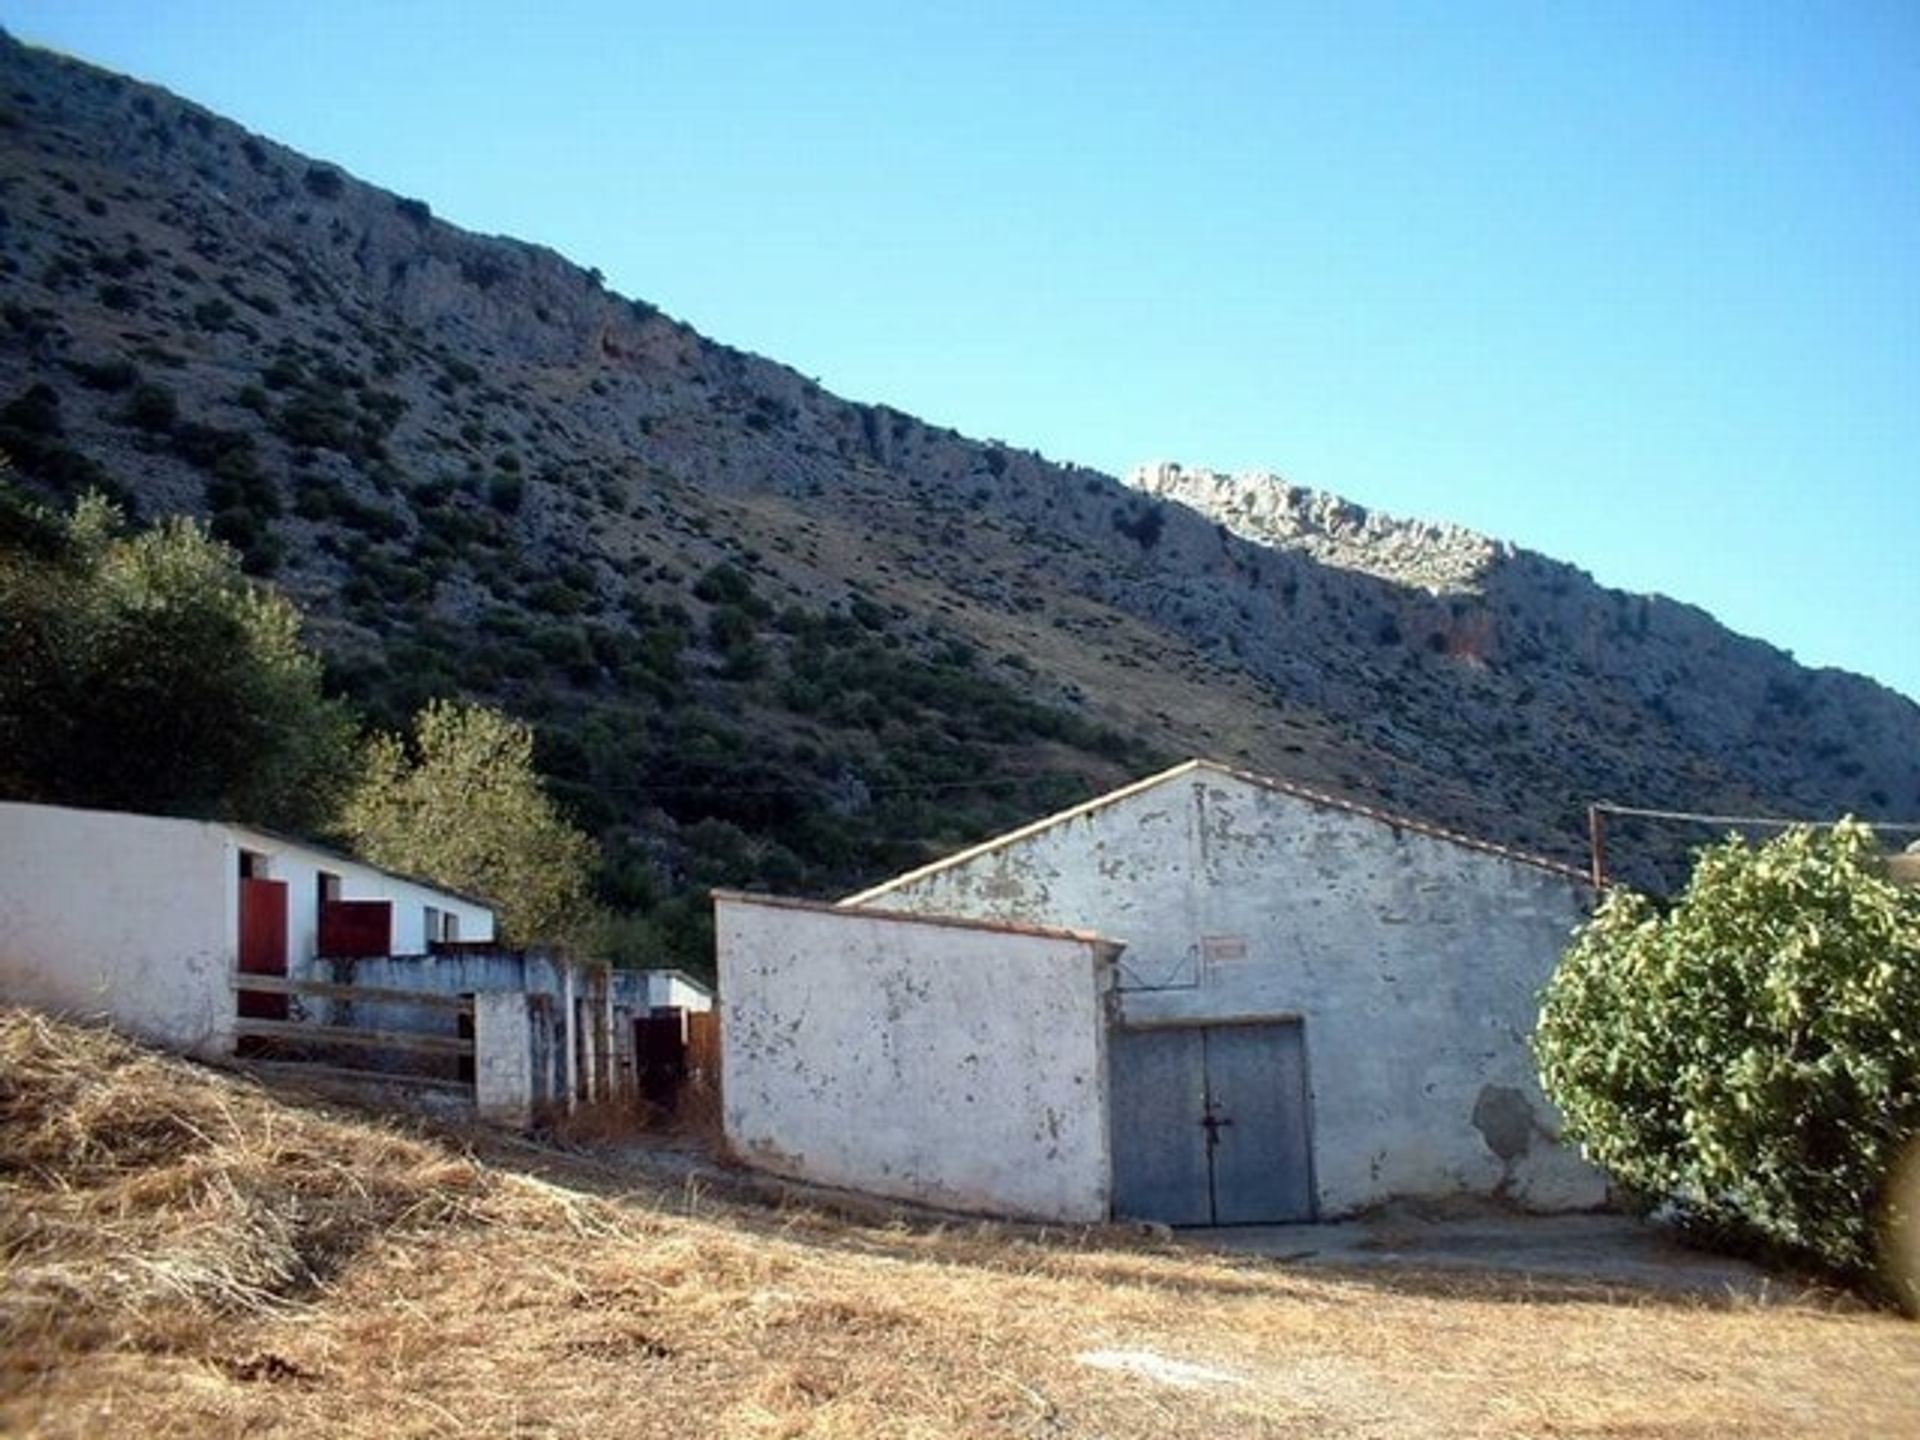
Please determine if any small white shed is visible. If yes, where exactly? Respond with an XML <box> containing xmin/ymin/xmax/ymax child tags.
<box><xmin>0</xmin><ymin>800</ymin><xmax>495</xmax><ymax>1057</ymax></box>
<box><xmin>718</xmin><ymin>759</ymin><xmax>1607</xmax><ymax>1225</ymax></box>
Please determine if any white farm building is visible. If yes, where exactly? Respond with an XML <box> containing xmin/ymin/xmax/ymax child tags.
<box><xmin>717</xmin><ymin>759</ymin><xmax>1606</xmax><ymax>1226</ymax></box>
<box><xmin>0</xmin><ymin>799</ymin><xmax>495</xmax><ymax>1058</ymax></box>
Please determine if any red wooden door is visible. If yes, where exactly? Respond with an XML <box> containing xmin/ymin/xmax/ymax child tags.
<box><xmin>318</xmin><ymin>899</ymin><xmax>392</xmax><ymax>957</ymax></box>
<box><xmin>236</xmin><ymin>877</ymin><xmax>289</xmax><ymax>1020</ymax></box>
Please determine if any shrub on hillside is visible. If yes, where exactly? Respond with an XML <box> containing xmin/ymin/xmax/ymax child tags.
<box><xmin>121</xmin><ymin>381</ymin><xmax>177</xmax><ymax>433</ymax></box>
<box><xmin>303</xmin><ymin>164</ymin><xmax>343</xmax><ymax>199</ymax></box>
<box><xmin>1535</xmin><ymin>822</ymin><xmax>1920</xmax><ymax>1286</ymax></box>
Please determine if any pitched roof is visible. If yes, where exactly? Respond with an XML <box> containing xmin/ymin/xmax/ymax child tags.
<box><xmin>0</xmin><ymin>799</ymin><xmax>498</xmax><ymax>912</ymax></box>
<box><xmin>842</xmin><ymin>758</ymin><xmax>1587</xmax><ymax>906</ymax></box>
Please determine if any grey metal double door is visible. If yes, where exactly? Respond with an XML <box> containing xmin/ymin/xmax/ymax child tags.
<box><xmin>1110</xmin><ymin>1021</ymin><xmax>1314</xmax><ymax>1226</ymax></box>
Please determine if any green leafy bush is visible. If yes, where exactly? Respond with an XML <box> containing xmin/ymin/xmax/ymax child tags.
<box><xmin>1535</xmin><ymin>822</ymin><xmax>1920</xmax><ymax>1282</ymax></box>
<box><xmin>0</xmin><ymin>491</ymin><xmax>353</xmax><ymax>831</ymax></box>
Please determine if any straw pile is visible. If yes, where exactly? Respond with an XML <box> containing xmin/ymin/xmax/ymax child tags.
<box><xmin>0</xmin><ymin>1009</ymin><xmax>497</xmax><ymax>1348</ymax></box>
<box><xmin>3</xmin><ymin>1007</ymin><xmax>1917</xmax><ymax>1438</ymax></box>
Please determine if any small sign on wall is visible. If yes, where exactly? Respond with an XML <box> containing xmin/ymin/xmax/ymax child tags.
<box><xmin>1202</xmin><ymin>934</ymin><xmax>1249</xmax><ymax>966</ymax></box>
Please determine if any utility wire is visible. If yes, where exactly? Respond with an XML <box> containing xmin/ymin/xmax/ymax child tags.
<box><xmin>599</xmin><ymin>772</ymin><xmax>1085</xmax><ymax>800</ymax></box>
<box><xmin>1592</xmin><ymin>802</ymin><xmax>1920</xmax><ymax>834</ymax></box>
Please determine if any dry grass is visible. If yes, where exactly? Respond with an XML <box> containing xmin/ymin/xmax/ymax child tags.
<box><xmin>3</xmin><ymin>1008</ymin><xmax>1917</xmax><ymax>1438</ymax></box>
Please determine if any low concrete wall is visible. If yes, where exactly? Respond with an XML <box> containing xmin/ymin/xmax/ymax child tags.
<box><xmin>473</xmin><ymin>991</ymin><xmax>534</xmax><ymax>1126</ymax></box>
<box><xmin>716</xmin><ymin>893</ymin><xmax>1120</xmax><ymax>1223</ymax></box>
<box><xmin>316</xmin><ymin>950</ymin><xmax>567</xmax><ymax>1027</ymax></box>
<box><xmin>314</xmin><ymin>949</ymin><xmax>574</xmax><ymax>1105</ymax></box>
<box><xmin>0</xmin><ymin>802</ymin><xmax>233</xmax><ymax>1055</ymax></box>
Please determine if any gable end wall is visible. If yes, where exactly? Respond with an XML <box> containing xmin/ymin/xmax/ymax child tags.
<box><xmin>863</xmin><ymin>772</ymin><xmax>1605</xmax><ymax>1214</ymax></box>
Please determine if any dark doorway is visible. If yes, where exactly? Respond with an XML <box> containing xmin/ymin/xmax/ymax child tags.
<box><xmin>634</xmin><ymin>1010</ymin><xmax>689</xmax><ymax>1111</ymax></box>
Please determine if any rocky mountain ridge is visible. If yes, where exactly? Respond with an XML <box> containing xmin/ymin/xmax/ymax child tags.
<box><xmin>1</xmin><ymin>29</ymin><xmax>1915</xmax><ymax>931</ymax></box>
<box><xmin>1127</xmin><ymin>462</ymin><xmax>1504</xmax><ymax>594</ymax></box>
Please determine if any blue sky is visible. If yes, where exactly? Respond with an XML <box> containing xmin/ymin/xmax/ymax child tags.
<box><xmin>9</xmin><ymin>2</ymin><xmax>1918</xmax><ymax>701</ymax></box>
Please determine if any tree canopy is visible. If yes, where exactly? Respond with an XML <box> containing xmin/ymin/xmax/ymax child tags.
<box><xmin>341</xmin><ymin>699</ymin><xmax>599</xmax><ymax>950</ymax></box>
<box><xmin>0</xmin><ymin>486</ymin><xmax>354</xmax><ymax>833</ymax></box>
<box><xmin>1535</xmin><ymin>821</ymin><xmax>1920</xmax><ymax>1285</ymax></box>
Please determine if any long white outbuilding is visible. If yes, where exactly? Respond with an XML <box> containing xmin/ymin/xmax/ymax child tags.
<box><xmin>0</xmin><ymin>799</ymin><xmax>495</xmax><ymax>1057</ymax></box>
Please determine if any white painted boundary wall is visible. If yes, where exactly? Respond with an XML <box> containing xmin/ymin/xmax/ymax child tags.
<box><xmin>0</xmin><ymin>802</ymin><xmax>235</xmax><ymax>1054</ymax></box>
<box><xmin>716</xmin><ymin>892</ymin><xmax>1120</xmax><ymax>1223</ymax></box>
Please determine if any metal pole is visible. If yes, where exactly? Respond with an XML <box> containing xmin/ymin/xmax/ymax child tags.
<box><xmin>1588</xmin><ymin>804</ymin><xmax>1608</xmax><ymax>891</ymax></box>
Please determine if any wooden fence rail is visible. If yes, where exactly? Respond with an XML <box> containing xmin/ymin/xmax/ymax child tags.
<box><xmin>231</xmin><ymin>971</ymin><xmax>477</xmax><ymax>1075</ymax></box>
<box><xmin>228</xmin><ymin>974</ymin><xmax>473</xmax><ymax>1012</ymax></box>
<box><xmin>229</xmin><ymin>1017</ymin><xmax>474</xmax><ymax>1056</ymax></box>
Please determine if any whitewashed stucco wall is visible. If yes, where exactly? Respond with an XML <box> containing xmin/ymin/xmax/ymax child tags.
<box><xmin>851</xmin><ymin>765</ymin><xmax>1605</xmax><ymax>1215</ymax></box>
<box><xmin>644</xmin><ymin>970</ymin><xmax>714</xmax><ymax>1012</ymax></box>
<box><xmin>716</xmin><ymin>893</ymin><xmax>1119</xmax><ymax>1223</ymax></box>
<box><xmin>0</xmin><ymin>802</ymin><xmax>235</xmax><ymax>1054</ymax></box>
<box><xmin>611</xmin><ymin>968</ymin><xmax>714</xmax><ymax>1014</ymax></box>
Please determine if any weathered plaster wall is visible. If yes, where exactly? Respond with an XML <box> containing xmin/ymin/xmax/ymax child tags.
<box><xmin>716</xmin><ymin>894</ymin><xmax>1118</xmax><ymax>1223</ymax></box>
<box><xmin>309</xmin><ymin>949</ymin><xmax>564</xmax><ymax>1058</ymax></box>
<box><xmin>647</xmin><ymin>970</ymin><xmax>714</xmax><ymax>1012</ymax></box>
<box><xmin>849</xmin><ymin>776</ymin><xmax>1206</xmax><ymax>992</ymax></box>
<box><xmin>611</xmin><ymin>967</ymin><xmax>713</xmax><ymax>1015</ymax></box>
<box><xmin>855</xmin><ymin>766</ymin><xmax>1605</xmax><ymax>1215</ymax></box>
<box><xmin>0</xmin><ymin>802</ymin><xmax>233</xmax><ymax>1054</ymax></box>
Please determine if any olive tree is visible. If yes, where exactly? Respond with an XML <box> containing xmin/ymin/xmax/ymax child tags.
<box><xmin>1535</xmin><ymin>821</ymin><xmax>1920</xmax><ymax>1280</ymax></box>
<box><xmin>342</xmin><ymin>700</ymin><xmax>599</xmax><ymax>950</ymax></box>
<box><xmin>0</xmin><ymin>489</ymin><xmax>354</xmax><ymax>832</ymax></box>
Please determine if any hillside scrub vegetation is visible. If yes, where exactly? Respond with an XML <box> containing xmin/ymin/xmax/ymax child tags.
<box><xmin>5</xmin><ymin>1007</ymin><xmax>1918</xmax><ymax>1438</ymax></box>
<box><xmin>1536</xmin><ymin>822</ymin><xmax>1920</xmax><ymax>1294</ymax></box>
<box><xmin>10</xmin><ymin>26</ymin><xmax>1920</xmax><ymax>972</ymax></box>
<box><xmin>7</xmin><ymin>24</ymin><xmax>1919</xmax><ymax>942</ymax></box>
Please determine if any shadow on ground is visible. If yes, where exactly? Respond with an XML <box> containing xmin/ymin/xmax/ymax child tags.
<box><xmin>434</xmin><ymin>1114</ymin><xmax>1841</xmax><ymax>1315</ymax></box>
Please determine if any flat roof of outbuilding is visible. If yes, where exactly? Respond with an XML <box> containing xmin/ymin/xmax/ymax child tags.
<box><xmin>712</xmin><ymin>888</ymin><xmax>1127</xmax><ymax>952</ymax></box>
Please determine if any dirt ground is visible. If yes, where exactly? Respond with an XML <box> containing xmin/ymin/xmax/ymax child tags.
<box><xmin>6</xmin><ymin>1012</ymin><xmax>1919</xmax><ymax>1439</ymax></box>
